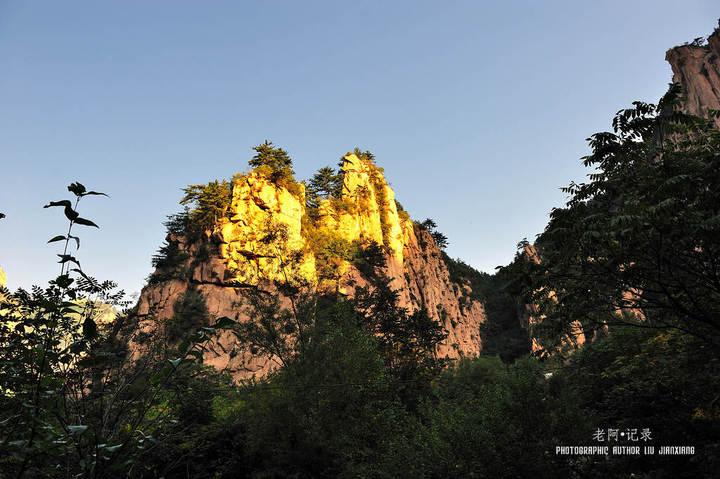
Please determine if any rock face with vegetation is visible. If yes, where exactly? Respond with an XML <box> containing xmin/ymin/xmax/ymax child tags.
<box><xmin>136</xmin><ymin>149</ymin><xmax>485</xmax><ymax>378</ymax></box>
<box><xmin>666</xmin><ymin>20</ymin><xmax>720</xmax><ymax>127</ymax></box>
<box><xmin>0</xmin><ymin>266</ymin><xmax>6</xmax><ymax>288</ymax></box>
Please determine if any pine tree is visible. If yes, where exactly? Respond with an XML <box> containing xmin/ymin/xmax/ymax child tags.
<box><xmin>249</xmin><ymin>140</ymin><xmax>294</xmax><ymax>173</ymax></box>
<box><xmin>306</xmin><ymin>166</ymin><xmax>343</xmax><ymax>209</ymax></box>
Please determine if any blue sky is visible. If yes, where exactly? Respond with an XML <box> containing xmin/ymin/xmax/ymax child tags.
<box><xmin>0</xmin><ymin>1</ymin><xmax>717</xmax><ymax>296</ymax></box>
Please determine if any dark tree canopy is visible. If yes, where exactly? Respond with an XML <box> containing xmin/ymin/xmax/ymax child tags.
<box><xmin>308</xmin><ymin>166</ymin><xmax>343</xmax><ymax>200</ymax></box>
<box><xmin>306</xmin><ymin>166</ymin><xmax>343</xmax><ymax>210</ymax></box>
<box><xmin>528</xmin><ymin>84</ymin><xmax>720</xmax><ymax>348</ymax></box>
<box><xmin>419</xmin><ymin>218</ymin><xmax>449</xmax><ymax>249</ymax></box>
<box><xmin>249</xmin><ymin>140</ymin><xmax>294</xmax><ymax>173</ymax></box>
<box><xmin>179</xmin><ymin>179</ymin><xmax>232</xmax><ymax>236</ymax></box>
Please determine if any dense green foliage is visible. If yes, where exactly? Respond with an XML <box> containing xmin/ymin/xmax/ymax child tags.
<box><xmin>442</xmin><ymin>252</ymin><xmax>531</xmax><ymax>362</ymax></box>
<box><xmin>549</xmin><ymin>326</ymin><xmax>720</xmax><ymax>477</ymax></box>
<box><xmin>248</xmin><ymin>140</ymin><xmax>303</xmax><ymax>195</ymax></box>
<box><xmin>306</xmin><ymin>166</ymin><xmax>344</xmax><ymax>211</ymax></box>
<box><xmin>134</xmin><ymin>274</ymin><xmax>591</xmax><ymax>478</ymax></box>
<box><xmin>528</xmin><ymin>85</ymin><xmax>720</xmax><ymax>350</ymax></box>
<box><xmin>0</xmin><ymin>184</ymin><xmax>228</xmax><ymax>478</ymax></box>
<box><xmin>249</xmin><ymin>140</ymin><xmax>294</xmax><ymax>172</ymax></box>
<box><xmin>180</xmin><ymin>180</ymin><xmax>233</xmax><ymax>236</ymax></box>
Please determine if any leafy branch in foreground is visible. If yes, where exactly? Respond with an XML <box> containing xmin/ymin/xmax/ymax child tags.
<box><xmin>529</xmin><ymin>84</ymin><xmax>720</xmax><ymax>350</ymax></box>
<box><xmin>0</xmin><ymin>182</ymin><xmax>233</xmax><ymax>478</ymax></box>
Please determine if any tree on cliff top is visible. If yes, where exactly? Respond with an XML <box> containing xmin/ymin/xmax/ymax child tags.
<box><xmin>419</xmin><ymin>218</ymin><xmax>449</xmax><ymax>249</ymax></box>
<box><xmin>180</xmin><ymin>179</ymin><xmax>232</xmax><ymax>237</ymax></box>
<box><xmin>250</xmin><ymin>140</ymin><xmax>294</xmax><ymax>173</ymax></box>
<box><xmin>248</xmin><ymin>140</ymin><xmax>302</xmax><ymax>195</ymax></box>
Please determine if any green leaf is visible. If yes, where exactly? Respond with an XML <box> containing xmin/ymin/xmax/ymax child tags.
<box><xmin>74</xmin><ymin>217</ymin><xmax>99</xmax><ymax>228</ymax></box>
<box><xmin>82</xmin><ymin>317</ymin><xmax>97</xmax><ymax>339</ymax></box>
<box><xmin>67</xmin><ymin>182</ymin><xmax>86</xmax><ymax>196</ymax></box>
<box><xmin>71</xmin><ymin>268</ymin><xmax>91</xmax><ymax>282</ymax></box>
<box><xmin>48</xmin><ymin>235</ymin><xmax>66</xmax><ymax>243</ymax></box>
<box><xmin>57</xmin><ymin>255</ymin><xmax>81</xmax><ymax>267</ymax></box>
<box><xmin>54</xmin><ymin>274</ymin><xmax>73</xmax><ymax>288</ymax></box>
<box><xmin>187</xmin><ymin>350</ymin><xmax>204</xmax><ymax>361</ymax></box>
<box><xmin>214</xmin><ymin>316</ymin><xmax>238</xmax><ymax>329</ymax></box>
<box><xmin>68</xmin><ymin>425</ymin><xmax>88</xmax><ymax>434</ymax></box>
<box><xmin>64</xmin><ymin>205</ymin><xmax>79</xmax><ymax>221</ymax></box>
<box><xmin>83</xmin><ymin>190</ymin><xmax>108</xmax><ymax>197</ymax></box>
<box><xmin>43</xmin><ymin>200</ymin><xmax>72</xmax><ymax>209</ymax></box>
<box><xmin>177</xmin><ymin>338</ymin><xmax>191</xmax><ymax>355</ymax></box>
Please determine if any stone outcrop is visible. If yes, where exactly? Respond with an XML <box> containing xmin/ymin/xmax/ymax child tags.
<box><xmin>217</xmin><ymin>171</ymin><xmax>315</xmax><ymax>285</ymax></box>
<box><xmin>318</xmin><ymin>154</ymin><xmax>405</xmax><ymax>263</ymax></box>
<box><xmin>666</xmin><ymin>20</ymin><xmax>720</xmax><ymax>127</ymax></box>
<box><xmin>0</xmin><ymin>266</ymin><xmax>6</xmax><ymax>288</ymax></box>
<box><xmin>136</xmin><ymin>153</ymin><xmax>485</xmax><ymax>378</ymax></box>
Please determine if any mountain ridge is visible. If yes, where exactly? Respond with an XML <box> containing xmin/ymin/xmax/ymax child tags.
<box><xmin>135</xmin><ymin>150</ymin><xmax>487</xmax><ymax>378</ymax></box>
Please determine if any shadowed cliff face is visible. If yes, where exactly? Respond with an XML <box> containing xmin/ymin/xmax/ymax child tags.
<box><xmin>666</xmin><ymin>20</ymin><xmax>720</xmax><ymax>128</ymax></box>
<box><xmin>136</xmin><ymin>153</ymin><xmax>485</xmax><ymax>379</ymax></box>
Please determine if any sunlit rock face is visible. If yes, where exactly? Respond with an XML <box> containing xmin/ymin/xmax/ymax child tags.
<box><xmin>0</xmin><ymin>266</ymin><xmax>6</xmax><ymax>288</ymax></box>
<box><xmin>666</xmin><ymin>21</ymin><xmax>720</xmax><ymax>128</ymax></box>
<box><xmin>217</xmin><ymin>171</ymin><xmax>316</xmax><ymax>286</ymax></box>
<box><xmin>318</xmin><ymin>153</ymin><xmax>405</xmax><ymax>263</ymax></box>
<box><xmin>135</xmin><ymin>153</ymin><xmax>486</xmax><ymax>379</ymax></box>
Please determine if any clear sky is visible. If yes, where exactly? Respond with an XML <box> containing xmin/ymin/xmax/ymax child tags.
<box><xmin>1</xmin><ymin>1</ymin><xmax>717</xmax><ymax>297</ymax></box>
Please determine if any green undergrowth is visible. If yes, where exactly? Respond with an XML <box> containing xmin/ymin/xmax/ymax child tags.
<box><xmin>442</xmin><ymin>252</ymin><xmax>531</xmax><ymax>362</ymax></box>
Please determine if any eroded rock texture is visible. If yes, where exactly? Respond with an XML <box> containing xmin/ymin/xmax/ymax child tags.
<box><xmin>666</xmin><ymin>21</ymin><xmax>720</xmax><ymax>127</ymax></box>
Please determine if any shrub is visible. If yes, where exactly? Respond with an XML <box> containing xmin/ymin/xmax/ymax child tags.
<box><xmin>165</xmin><ymin>288</ymin><xmax>209</xmax><ymax>342</ymax></box>
<box><xmin>395</xmin><ymin>199</ymin><xmax>410</xmax><ymax>222</ymax></box>
<box><xmin>352</xmin><ymin>240</ymin><xmax>386</xmax><ymax>278</ymax></box>
<box><xmin>304</xmin><ymin>227</ymin><xmax>359</xmax><ymax>281</ymax></box>
<box><xmin>248</xmin><ymin>141</ymin><xmax>303</xmax><ymax>196</ymax></box>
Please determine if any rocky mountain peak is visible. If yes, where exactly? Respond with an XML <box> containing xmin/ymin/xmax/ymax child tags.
<box><xmin>665</xmin><ymin>20</ymin><xmax>720</xmax><ymax>127</ymax></box>
<box><xmin>136</xmin><ymin>152</ymin><xmax>487</xmax><ymax>378</ymax></box>
<box><xmin>317</xmin><ymin>152</ymin><xmax>407</xmax><ymax>263</ymax></box>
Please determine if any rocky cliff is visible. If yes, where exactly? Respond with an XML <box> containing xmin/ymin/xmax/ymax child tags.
<box><xmin>136</xmin><ymin>153</ymin><xmax>485</xmax><ymax>378</ymax></box>
<box><xmin>666</xmin><ymin>20</ymin><xmax>720</xmax><ymax>127</ymax></box>
<box><xmin>0</xmin><ymin>266</ymin><xmax>6</xmax><ymax>289</ymax></box>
